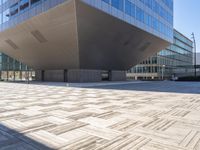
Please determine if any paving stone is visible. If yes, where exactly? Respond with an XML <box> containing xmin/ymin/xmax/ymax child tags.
<box><xmin>0</xmin><ymin>81</ymin><xmax>199</xmax><ymax>149</ymax></box>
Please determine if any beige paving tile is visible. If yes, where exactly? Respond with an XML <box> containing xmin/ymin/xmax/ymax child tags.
<box><xmin>0</xmin><ymin>82</ymin><xmax>200</xmax><ymax>149</ymax></box>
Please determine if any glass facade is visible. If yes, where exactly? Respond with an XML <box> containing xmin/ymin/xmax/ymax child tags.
<box><xmin>0</xmin><ymin>0</ymin><xmax>66</xmax><ymax>31</ymax></box>
<box><xmin>129</xmin><ymin>29</ymin><xmax>193</xmax><ymax>80</ymax></box>
<box><xmin>83</xmin><ymin>0</ymin><xmax>173</xmax><ymax>42</ymax></box>
<box><xmin>0</xmin><ymin>0</ymin><xmax>64</xmax><ymax>81</ymax></box>
<box><xmin>0</xmin><ymin>0</ymin><xmax>173</xmax><ymax>42</ymax></box>
<box><xmin>0</xmin><ymin>52</ymin><xmax>33</xmax><ymax>81</ymax></box>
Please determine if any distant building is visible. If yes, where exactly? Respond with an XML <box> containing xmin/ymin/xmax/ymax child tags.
<box><xmin>128</xmin><ymin>29</ymin><xmax>193</xmax><ymax>80</ymax></box>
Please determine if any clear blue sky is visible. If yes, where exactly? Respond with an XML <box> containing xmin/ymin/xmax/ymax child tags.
<box><xmin>174</xmin><ymin>0</ymin><xmax>200</xmax><ymax>52</ymax></box>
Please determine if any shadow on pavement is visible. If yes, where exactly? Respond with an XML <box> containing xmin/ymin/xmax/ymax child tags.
<box><xmin>86</xmin><ymin>81</ymin><xmax>200</xmax><ymax>94</ymax></box>
<box><xmin>0</xmin><ymin>124</ymin><xmax>54</xmax><ymax>150</ymax></box>
<box><xmin>2</xmin><ymin>80</ymin><xmax>200</xmax><ymax>94</ymax></box>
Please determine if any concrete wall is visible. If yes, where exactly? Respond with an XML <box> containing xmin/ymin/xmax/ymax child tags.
<box><xmin>109</xmin><ymin>71</ymin><xmax>126</xmax><ymax>81</ymax></box>
<box><xmin>44</xmin><ymin>70</ymin><xmax>64</xmax><ymax>82</ymax></box>
<box><xmin>35</xmin><ymin>69</ymin><xmax>128</xmax><ymax>82</ymax></box>
<box><xmin>67</xmin><ymin>69</ymin><xmax>101</xmax><ymax>82</ymax></box>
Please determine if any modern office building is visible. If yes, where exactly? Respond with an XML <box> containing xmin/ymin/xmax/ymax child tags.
<box><xmin>0</xmin><ymin>0</ymin><xmax>173</xmax><ymax>82</ymax></box>
<box><xmin>0</xmin><ymin>52</ymin><xmax>33</xmax><ymax>81</ymax></box>
<box><xmin>128</xmin><ymin>29</ymin><xmax>193</xmax><ymax>80</ymax></box>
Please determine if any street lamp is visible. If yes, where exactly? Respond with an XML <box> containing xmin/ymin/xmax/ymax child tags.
<box><xmin>191</xmin><ymin>33</ymin><xmax>197</xmax><ymax>77</ymax></box>
<box><xmin>161</xmin><ymin>65</ymin><xmax>165</xmax><ymax>80</ymax></box>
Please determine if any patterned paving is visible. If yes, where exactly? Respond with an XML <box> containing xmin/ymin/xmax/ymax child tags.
<box><xmin>0</xmin><ymin>81</ymin><xmax>200</xmax><ymax>150</ymax></box>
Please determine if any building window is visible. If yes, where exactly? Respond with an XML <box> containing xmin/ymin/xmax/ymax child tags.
<box><xmin>136</xmin><ymin>7</ymin><xmax>144</xmax><ymax>22</ymax></box>
<box><xmin>111</xmin><ymin>0</ymin><xmax>124</xmax><ymax>11</ymax></box>
<box><xmin>20</xmin><ymin>0</ymin><xmax>29</xmax><ymax>11</ymax></box>
<box><xmin>30</xmin><ymin>0</ymin><xmax>41</xmax><ymax>5</ymax></box>
<box><xmin>2</xmin><ymin>0</ymin><xmax>8</xmax><ymax>4</ymax></box>
<box><xmin>125</xmin><ymin>0</ymin><xmax>135</xmax><ymax>17</ymax></box>
<box><xmin>102</xmin><ymin>0</ymin><xmax>109</xmax><ymax>4</ymax></box>
<box><xmin>10</xmin><ymin>2</ymin><xmax>19</xmax><ymax>17</ymax></box>
<box><xmin>3</xmin><ymin>9</ymin><xmax>10</xmax><ymax>23</ymax></box>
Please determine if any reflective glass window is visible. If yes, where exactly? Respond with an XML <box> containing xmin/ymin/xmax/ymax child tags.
<box><xmin>111</xmin><ymin>0</ymin><xmax>124</xmax><ymax>11</ymax></box>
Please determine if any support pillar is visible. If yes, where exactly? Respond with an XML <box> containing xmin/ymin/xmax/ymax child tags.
<box><xmin>20</xmin><ymin>71</ymin><xmax>22</xmax><ymax>81</ymax></box>
<box><xmin>14</xmin><ymin>71</ymin><xmax>16</xmax><ymax>81</ymax></box>
<box><xmin>6</xmin><ymin>70</ymin><xmax>8</xmax><ymax>81</ymax></box>
<box><xmin>41</xmin><ymin>70</ymin><xmax>44</xmax><ymax>81</ymax></box>
<box><xmin>64</xmin><ymin>69</ymin><xmax>68</xmax><ymax>82</ymax></box>
<box><xmin>35</xmin><ymin>70</ymin><xmax>43</xmax><ymax>81</ymax></box>
<box><xmin>30</xmin><ymin>71</ymin><xmax>33</xmax><ymax>81</ymax></box>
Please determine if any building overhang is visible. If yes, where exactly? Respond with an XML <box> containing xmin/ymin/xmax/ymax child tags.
<box><xmin>0</xmin><ymin>0</ymin><xmax>79</xmax><ymax>70</ymax></box>
<box><xmin>0</xmin><ymin>0</ymin><xmax>170</xmax><ymax>70</ymax></box>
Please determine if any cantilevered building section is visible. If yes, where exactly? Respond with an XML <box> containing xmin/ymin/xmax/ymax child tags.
<box><xmin>0</xmin><ymin>0</ymin><xmax>173</xmax><ymax>82</ymax></box>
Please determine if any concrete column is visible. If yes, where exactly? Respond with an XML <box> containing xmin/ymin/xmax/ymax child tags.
<box><xmin>41</xmin><ymin>70</ymin><xmax>44</xmax><ymax>81</ymax></box>
<box><xmin>64</xmin><ymin>69</ymin><xmax>68</xmax><ymax>82</ymax></box>
<box><xmin>35</xmin><ymin>70</ymin><xmax>43</xmax><ymax>81</ymax></box>
<box><xmin>14</xmin><ymin>71</ymin><xmax>16</xmax><ymax>81</ymax></box>
<box><xmin>20</xmin><ymin>71</ymin><xmax>22</xmax><ymax>81</ymax></box>
<box><xmin>109</xmin><ymin>70</ymin><xmax>126</xmax><ymax>81</ymax></box>
<box><xmin>6</xmin><ymin>71</ymin><xmax>8</xmax><ymax>81</ymax></box>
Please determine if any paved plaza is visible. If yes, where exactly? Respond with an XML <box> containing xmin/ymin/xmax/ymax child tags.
<box><xmin>0</xmin><ymin>81</ymin><xmax>200</xmax><ymax>150</ymax></box>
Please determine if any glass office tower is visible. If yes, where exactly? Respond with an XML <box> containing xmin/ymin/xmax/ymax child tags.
<box><xmin>0</xmin><ymin>0</ymin><xmax>173</xmax><ymax>82</ymax></box>
<box><xmin>84</xmin><ymin>0</ymin><xmax>173</xmax><ymax>42</ymax></box>
<box><xmin>0</xmin><ymin>0</ymin><xmax>66</xmax><ymax>31</ymax></box>
<box><xmin>0</xmin><ymin>0</ymin><xmax>173</xmax><ymax>41</ymax></box>
<box><xmin>128</xmin><ymin>29</ymin><xmax>193</xmax><ymax>80</ymax></box>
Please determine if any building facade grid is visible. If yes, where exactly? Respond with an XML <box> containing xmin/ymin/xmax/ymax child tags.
<box><xmin>83</xmin><ymin>0</ymin><xmax>173</xmax><ymax>42</ymax></box>
<box><xmin>129</xmin><ymin>29</ymin><xmax>193</xmax><ymax>80</ymax></box>
<box><xmin>0</xmin><ymin>52</ymin><xmax>33</xmax><ymax>80</ymax></box>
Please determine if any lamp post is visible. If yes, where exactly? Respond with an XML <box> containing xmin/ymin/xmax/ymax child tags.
<box><xmin>161</xmin><ymin>65</ymin><xmax>165</xmax><ymax>80</ymax></box>
<box><xmin>191</xmin><ymin>33</ymin><xmax>197</xmax><ymax>77</ymax></box>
